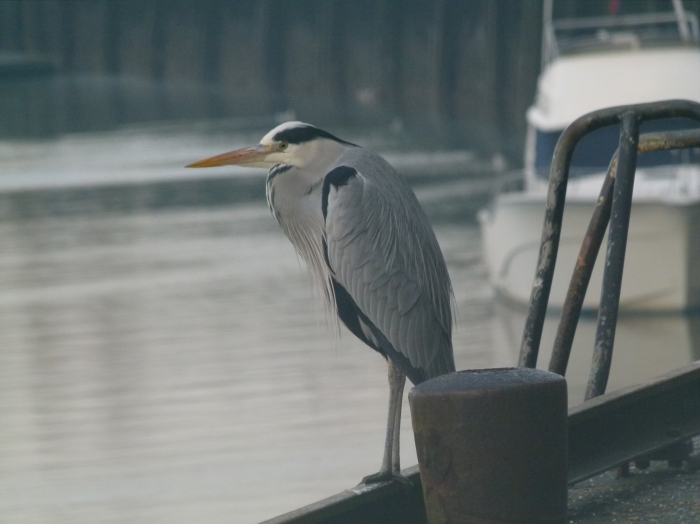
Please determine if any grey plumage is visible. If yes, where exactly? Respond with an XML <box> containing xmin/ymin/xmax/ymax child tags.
<box><xmin>187</xmin><ymin>121</ymin><xmax>455</xmax><ymax>483</ymax></box>
<box><xmin>322</xmin><ymin>147</ymin><xmax>454</xmax><ymax>384</ymax></box>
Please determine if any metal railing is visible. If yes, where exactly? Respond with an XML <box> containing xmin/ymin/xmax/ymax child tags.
<box><xmin>519</xmin><ymin>99</ymin><xmax>700</xmax><ymax>401</ymax></box>
<box><xmin>542</xmin><ymin>7</ymin><xmax>700</xmax><ymax>67</ymax></box>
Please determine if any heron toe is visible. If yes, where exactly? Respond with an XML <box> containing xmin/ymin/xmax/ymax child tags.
<box><xmin>360</xmin><ymin>470</ymin><xmax>413</xmax><ymax>487</ymax></box>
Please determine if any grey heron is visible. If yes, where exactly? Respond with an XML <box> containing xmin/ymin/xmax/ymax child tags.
<box><xmin>187</xmin><ymin>121</ymin><xmax>455</xmax><ymax>483</ymax></box>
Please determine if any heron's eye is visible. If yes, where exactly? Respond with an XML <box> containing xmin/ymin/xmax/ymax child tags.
<box><xmin>278</xmin><ymin>142</ymin><xmax>289</xmax><ymax>151</ymax></box>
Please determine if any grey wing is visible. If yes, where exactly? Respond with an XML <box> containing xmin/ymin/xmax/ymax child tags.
<box><xmin>323</xmin><ymin>165</ymin><xmax>455</xmax><ymax>384</ymax></box>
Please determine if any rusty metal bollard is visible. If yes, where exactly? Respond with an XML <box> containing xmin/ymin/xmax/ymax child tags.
<box><xmin>409</xmin><ymin>368</ymin><xmax>567</xmax><ymax>524</ymax></box>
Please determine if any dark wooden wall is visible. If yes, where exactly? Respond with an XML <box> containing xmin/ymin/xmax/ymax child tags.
<box><xmin>1</xmin><ymin>0</ymin><xmax>698</xmax><ymax>161</ymax></box>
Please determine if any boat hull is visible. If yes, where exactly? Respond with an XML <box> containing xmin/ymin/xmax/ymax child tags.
<box><xmin>478</xmin><ymin>193</ymin><xmax>700</xmax><ymax>311</ymax></box>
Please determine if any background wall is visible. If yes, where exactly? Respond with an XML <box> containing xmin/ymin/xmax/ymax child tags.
<box><xmin>1</xmin><ymin>0</ymin><xmax>699</xmax><ymax>162</ymax></box>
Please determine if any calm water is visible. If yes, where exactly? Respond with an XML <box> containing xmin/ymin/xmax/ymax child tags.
<box><xmin>1</xmin><ymin>128</ymin><xmax>699</xmax><ymax>524</ymax></box>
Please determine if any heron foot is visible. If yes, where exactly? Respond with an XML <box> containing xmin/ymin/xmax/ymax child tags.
<box><xmin>360</xmin><ymin>470</ymin><xmax>412</xmax><ymax>487</ymax></box>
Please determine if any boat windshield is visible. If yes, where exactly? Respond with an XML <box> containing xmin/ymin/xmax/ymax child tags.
<box><xmin>535</xmin><ymin>118</ymin><xmax>700</xmax><ymax>179</ymax></box>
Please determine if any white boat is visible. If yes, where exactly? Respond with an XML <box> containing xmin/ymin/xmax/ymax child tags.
<box><xmin>478</xmin><ymin>1</ymin><xmax>700</xmax><ymax>312</ymax></box>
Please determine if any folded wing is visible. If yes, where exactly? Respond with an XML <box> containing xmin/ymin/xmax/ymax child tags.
<box><xmin>322</xmin><ymin>164</ymin><xmax>455</xmax><ymax>384</ymax></box>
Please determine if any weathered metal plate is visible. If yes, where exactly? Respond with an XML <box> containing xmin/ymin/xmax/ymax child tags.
<box><xmin>259</xmin><ymin>466</ymin><xmax>425</xmax><ymax>524</ymax></box>
<box><xmin>568</xmin><ymin>360</ymin><xmax>700</xmax><ymax>483</ymax></box>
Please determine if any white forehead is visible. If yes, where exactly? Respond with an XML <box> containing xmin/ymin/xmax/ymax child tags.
<box><xmin>260</xmin><ymin>121</ymin><xmax>311</xmax><ymax>144</ymax></box>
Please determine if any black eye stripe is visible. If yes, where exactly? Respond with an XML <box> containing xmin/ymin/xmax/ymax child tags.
<box><xmin>272</xmin><ymin>126</ymin><xmax>357</xmax><ymax>146</ymax></box>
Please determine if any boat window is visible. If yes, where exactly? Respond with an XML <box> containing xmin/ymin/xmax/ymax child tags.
<box><xmin>535</xmin><ymin>118</ymin><xmax>700</xmax><ymax>179</ymax></box>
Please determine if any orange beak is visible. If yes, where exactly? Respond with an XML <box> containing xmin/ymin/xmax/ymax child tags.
<box><xmin>186</xmin><ymin>145</ymin><xmax>270</xmax><ymax>168</ymax></box>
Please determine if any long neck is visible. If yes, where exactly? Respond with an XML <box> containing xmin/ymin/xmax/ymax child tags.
<box><xmin>266</xmin><ymin>164</ymin><xmax>335</xmax><ymax>314</ymax></box>
<box><xmin>264</xmin><ymin>138</ymin><xmax>350</xmax><ymax>317</ymax></box>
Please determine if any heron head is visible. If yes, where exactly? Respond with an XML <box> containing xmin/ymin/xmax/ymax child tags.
<box><xmin>186</xmin><ymin>121</ymin><xmax>353</xmax><ymax>171</ymax></box>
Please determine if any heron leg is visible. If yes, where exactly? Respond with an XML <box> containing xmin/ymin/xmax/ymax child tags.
<box><xmin>361</xmin><ymin>358</ymin><xmax>407</xmax><ymax>485</ymax></box>
<box><xmin>391</xmin><ymin>367</ymin><xmax>405</xmax><ymax>473</ymax></box>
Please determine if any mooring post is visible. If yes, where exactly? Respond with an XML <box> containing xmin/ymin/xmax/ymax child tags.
<box><xmin>409</xmin><ymin>368</ymin><xmax>568</xmax><ymax>524</ymax></box>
